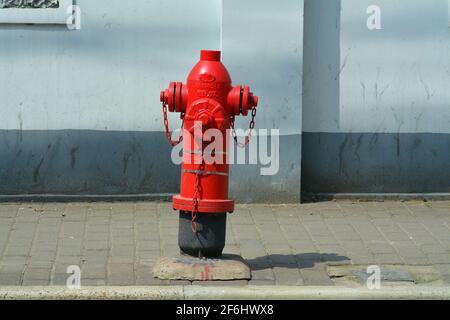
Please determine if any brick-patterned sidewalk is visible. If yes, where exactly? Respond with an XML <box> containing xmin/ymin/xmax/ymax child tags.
<box><xmin>0</xmin><ymin>201</ymin><xmax>449</xmax><ymax>286</ymax></box>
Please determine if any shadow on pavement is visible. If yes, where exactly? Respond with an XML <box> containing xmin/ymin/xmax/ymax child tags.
<box><xmin>247</xmin><ymin>253</ymin><xmax>350</xmax><ymax>270</ymax></box>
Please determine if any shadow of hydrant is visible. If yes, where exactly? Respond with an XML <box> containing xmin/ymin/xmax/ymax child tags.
<box><xmin>247</xmin><ymin>253</ymin><xmax>350</xmax><ymax>270</ymax></box>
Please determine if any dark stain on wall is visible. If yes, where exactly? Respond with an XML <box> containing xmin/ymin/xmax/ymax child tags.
<box><xmin>302</xmin><ymin>132</ymin><xmax>450</xmax><ymax>194</ymax></box>
<box><xmin>0</xmin><ymin>130</ymin><xmax>180</xmax><ymax>195</ymax></box>
<box><xmin>0</xmin><ymin>130</ymin><xmax>301</xmax><ymax>203</ymax></box>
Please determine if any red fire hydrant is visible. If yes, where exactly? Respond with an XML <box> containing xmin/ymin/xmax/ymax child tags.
<box><xmin>160</xmin><ymin>50</ymin><xmax>258</xmax><ymax>258</ymax></box>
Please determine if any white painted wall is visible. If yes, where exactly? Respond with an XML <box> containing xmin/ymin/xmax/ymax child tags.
<box><xmin>0</xmin><ymin>0</ymin><xmax>304</xmax><ymax>200</ymax></box>
<box><xmin>222</xmin><ymin>0</ymin><xmax>303</xmax><ymax>136</ymax></box>
<box><xmin>303</xmin><ymin>0</ymin><xmax>450</xmax><ymax>134</ymax></box>
<box><xmin>1</xmin><ymin>0</ymin><xmax>303</xmax><ymax>135</ymax></box>
<box><xmin>222</xmin><ymin>0</ymin><xmax>304</xmax><ymax>202</ymax></box>
<box><xmin>0</xmin><ymin>0</ymin><xmax>221</xmax><ymax>131</ymax></box>
<box><xmin>303</xmin><ymin>0</ymin><xmax>341</xmax><ymax>133</ymax></box>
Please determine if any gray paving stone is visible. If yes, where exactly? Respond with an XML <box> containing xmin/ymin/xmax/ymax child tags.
<box><xmin>374</xmin><ymin>253</ymin><xmax>404</xmax><ymax>264</ymax></box>
<box><xmin>136</xmin><ymin>242</ymin><xmax>160</xmax><ymax>251</ymax></box>
<box><xmin>441</xmin><ymin>274</ymin><xmax>450</xmax><ymax>284</ymax></box>
<box><xmin>425</xmin><ymin>253</ymin><xmax>450</xmax><ymax>264</ymax></box>
<box><xmin>87</xmin><ymin>220</ymin><xmax>110</xmax><ymax>230</ymax></box>
<box><xmin>0</xmin><ymin>254</ymin><xmax>26</xmax><ymax>264</ymax></box>
<box><xmin>32</xmin><ymin>244</ymin><xmax>58</xmax><ymax>253</ymax></box>
<box><xmin>42</xmin><ymin>203</ymin><xmax>67</xmax><ymax>211</ymax></box>
<box><xmin>6</xmin><ymin>237</ymin><xmax>34</xmax><ymax>246</ymax></box>
<box><xmin>55</xmin><ymin>255</ymin><xmax>83</xmax><ymax>265</ymax></box>
<box><xmin>229</xmin><ymin>216</ymin><xmax>254</xmax><ymax>226</ymax></box>
<box><xmin>135</xmin><ymin>275</ymin><xmax>165</xmax><ymax>286</ymax></box>
<box><xmin>0</xmin><ymin>265</ymin><xmax>24</xmax><ymax>285</ymax></box>
<box><xmin>249</xmin><ymin>279</ymin><xmax>276</xmax><ymax>285</ymax></box>
<box><xmin>27</xmin><ymin>252</ymin><xmax>56</xmax><ymax>265</ymax></box>
<box><xmin>419</xmin><ymin>244</ymin><xmax>448</xmax><ymax>254</ymax></box>
<box><xmin>81</xmin><ymin>279</ymin><xmax>108</xmax><ymax>286</ymax></box>
<box><xmin>273</xmin><ymin>267</ymin><xmax>303</xmax><ymax>286</ymax></box>
<box><xmin>232</xmin><ymin>225</ymin><xmax>261</xmax><ymax>240</ymax></box>
<box><xmin>111</xmin><ymin>245</ymin><xmax>135</xmax><ymax>256</ymax></box>
<box><xmin>161</xmin><ymin>244</ymin><xmax>180</xmax><ymax>256</ymax></box>
<box><xmin>51</xmin><ymin>273</ymin><xmax>71</xmax><ymax>286</ymax></box>
<box><xmin>267</xmin><ymin>253</ymin><xmax>297</xmax><ymax>266</ymax></box>
<box><xmin>136</xmin><ymin>250</ymin><xmax>160</xmax><ymax>261</ymax></box>
<box><xmin>1</xmin><ymin>200</ymin><xmax>450</xmax><ymax>287</ymax></box>
<box><xmin>109</xmin><ymin>256</ymin><xmax>135</xmax><ymax>264</ymax></box>
<box><xmin>316</xmin><ymin>245</ymin><xmax>348</xmax><ymax>257</ymax></box>
<box><xmin>349</xmin><ymin>254</ymin><xmax>377</xmax><ymax>265</ymax></box>
<box><xmin>288</xmin><ymin>240</ymin><xmax>317</xmax><ymax>252</ymax></box>
<box><xmin>250</xmin><ymin>268</ymin><xmax>275</xmax><ymax>281</ymax></box>
<box><xmin>112</xmin><ymin>237</ymin><xmax>134</xmax><ymax>246</ymax></box>
<box><xmin>82</xmin><ymin>263</ymin><xmax>107</xmax><ymax>279</ymax></box>
<box><xmin>327</xmin><ymin>223</ymin><xmax>354</xmax><ymax>232</ymax></box>
<box><xmin>368</xmin><ymin>243</ymin><xmax>398</xmax><ymax>255</ymax></box>
<box><xmin>83</xmin><ymin>249</ymin><xmax>109</xmax><ymax>261</ymax></box>
<box><xmin>310</xmin><ymin>236</ymin><xmax>338</xmax><ymax>247</ymax></box>
<box><xmin>296</xmin><ymin>255</ymin><xmax>322</xmax><ymax>268</ymax></box>
<box><xmin>333</xmin><ymin>232</ymin><xmax>363</xmax><ymax>242</ymax></box>
<box><xmin>383</xmin><ymin>232</ymin><xmax>413</xmax><ymax>242</ymax></box>
<box><xmin>435</xmin><ymin>264</ymin><xmax>450</xmax><ymax>276</ymax></box>
<box><xmin>411</xmin><ymin>235</ymin><xmax>441</xmax><ymax>245</ymax></box>
<box><xmin>300</xmin><ymin>269</ymin><xmax>334</xmax><ymax>286</ymax></box>
<box><xmin>299</xmin><ymin>213</ymin><xmax>324</xmax><ymax>222</ymax></box>
<box><xmin>85</xmin><ymin>240</ymin><xmax>109</xmax><ymax>250</ymax></box>
<box><xmin>4</xmin><ymin>245</ymin><xmax>30</xmax><ymax>256</ymax></box>
<box><xmin>85</xmin><ymin>232</ymin><xmax>109</xmax><ymax>241</ymax></box>
<box><xmin>108</xmin><ymin>263</ymin><xmax>135</xmax><ymax>285</ymax></box>
<box><xmin>22</xmin><ymin>279</ymin><xmax>50</xmax><ymax>286</ymax></box>
<box><xmin>401</xmin><ymin>256</ymin><xmax>433</xmax><ymax>265</ymax></box>
<box><xmin>261</xmin><ymin>237</ymin><xmax>288</xmax><ymax>246</ymax></box>
<box><xmin>59</xmin><ymin>245</ymin><xmax>83</xmax><ymax>256</ymax></box>
<box><xmin>23</xmin><ymin>267</ymin><xmax>52</xmax><ymax>281</ymax></box>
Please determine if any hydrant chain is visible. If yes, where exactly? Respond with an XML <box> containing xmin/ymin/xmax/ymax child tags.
<box><xmin>191</xmin><ymin>162</ymin><xmax>204</xmax><ymax>234</ymax></box>
<box><xmin>162</xmin><ymin>101</ymin><xmax>184</xmax><ymax>146</ymax></box>
<box><xmin>230</xmin><ymin>105</ymin><xmax>258</xmax><ymax>148</ymax></box>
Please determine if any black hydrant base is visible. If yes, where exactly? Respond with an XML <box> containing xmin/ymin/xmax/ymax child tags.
<box><xmin>178</xmin><ymin>211</ymin><xmax>227</xmax><ymax>258</ymax></box>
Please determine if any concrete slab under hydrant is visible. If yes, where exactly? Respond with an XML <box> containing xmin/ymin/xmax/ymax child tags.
<box><xmin>153</xmin><ymin>254</ymin><xmax>251</xmax><ymax>281</ymax></box>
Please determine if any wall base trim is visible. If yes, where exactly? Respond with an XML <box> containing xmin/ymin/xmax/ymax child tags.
<box><xmin>0</xmin><ymin>193</ymin><xmax>174</xmax><ymax>203</ymax></box>
<box><xmin>302</xmin><ymin>193</ymin><xmax>450</xmax><ymax>202</ymax></box>
<box><xmin>1</xmin><ymin>193</ymin><xmax>450</xmax><ymax>204</ymax></box>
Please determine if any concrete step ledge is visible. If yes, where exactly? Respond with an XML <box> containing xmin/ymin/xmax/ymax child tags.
<box><xmin>0</xmin><ymin>286</ymin><xmax>184</xmax><ymax>300</ymax></box>
<box><xmin>1</xmin><ymin>286</ymin><xmax>450</xmax><ymax>300</ymax></box>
